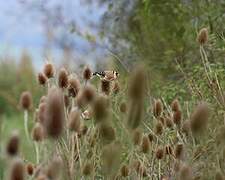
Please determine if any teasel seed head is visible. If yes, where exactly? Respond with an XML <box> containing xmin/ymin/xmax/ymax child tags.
<box><xmin>175</xmin><ymin>143</ymin><xmax>184</xmax><ymax>160</ymax></box>
<box><xmin>93</xmin><ymin>95</ymin><xmax>109</xmax><ymax>123</ymax></box>
<box><xmin>82</xmin><ymin>162</ymin><xmax>93</xmax><ymax>176</ymax></box>
<box><xmin>6</xmin><ymin>131</ymin><xmax>20</xmax><ymax>156</ymax></box>
<box><xmin>156</xmin><ymin>147</ymin><xmax>164</xmax><ymax>160</ymax></box>
<box><xmin>155</xmin><ymin>121</ymin><xmax>163</xmax><ymax>135</ymax></box>
<box><xmin>165</xmin><ymin>117</ymin><xmax>173</xmax><ymax>129</ymax></box>
<box><xmin>38</xmin><ymin>72</ymin><xmax>47</xmax><ymax>86</ymax></box>
<box><xmin>120</xmin><ymin>165</ymin><xmax>129</xmax><ymax>177</ymax></box>
<box><xmin>38</xmin><ymin>102</ymin><xmax>47</xmax><ymax>124</ymax></box>
<box><xmin>101</xmin><ymin>80</ymin><xmax>111</xmax><ymax>95</ymax></box>
<box><xmin>44</xmin><ymin>87</ymin><xmax>65</xmax><ymax>138</ymax></box>
<box><xmin>153</xmin><ymin>99</ymin><xmax>163</xmax><ymax>117</ymax></box>
<box><xmin>141</xmin><ymin>135</ymin><xmax>151</xmax><ymax>153</ymax></box>
<box><xmin>9</xmin><ymin>158</ymin><xmax>25</xmax><ymax>180</ymax></box>
<box><xmin>58</xmin><ymin>68</ymin><xmax>68</xmax><ymax>88</ymax></box>
<box><xmin>99</xmin><ymin>123</ymin><xmax>116</xmax><ymax>144</ymax></box>
<box><xmin>179</xmin><ymin>164</ymin><xmax>193</xmax><ymax>180</ymax></box>
<box><xmin>148</xmin><ymin>133</ymin><xmax>154</xmax><ymax>142</ymax></box>
<box><xmin>20</xmin><ymin>91</ymin><xmax>33</xmax><ymax>110</ymax></box>
<box><xmin>171</xmin><ymin>99</ymin><xmax>180</xmax><ymax>112</ymax></box>
<box><xmin>190</xmin><ymin>102</ymin><xmax>209</xmax><ymax>135</ymax></box>
<box><xmin>43</xmin><ymin>62</ymin><xmax>54</xmax><ymax>78</ymax></box>
<box><xmin>26</xmin><ymin>163</ymin><xmax>34</xmax><ymax>176</ymax></box>
<box><xmin>83</xmin><ymin>66</ymin><xmax>92</xmax><ymax>81</ymax></box>
<box><xmin>173</xmin><ymin>110</ymin><xmax>182</xmax><ymax>126</ymax></box>
<box><xmin>68</xmin><ymin>76</ymin><xmax>80</xmax><ymax>98</ymax></box>
<box><xmin>197</xmin><ymin>28</ymin><xmax>208</xmax><ymax>45</ymax></box>
<box><xmin>132</xmin><ymin>129</ymin><xmax>142</xmax><ymax>145</ymax></box>
<box><xmin>119</xmin><ymin>102</ymin><xmax>127</xmax><ymax>113</ymax></box>
<box><xmin>68</xmin><ymin>108</ymin><xmax>81</xmax><ymax>132</ymax></box>
<box><xmin>112</xmin><ymin>81</ymin><xmax>120</xmax><ymax>94</ymax></box>
<box><xmin>32</xmin><ymin>123</ymin><xmax>45</xmax><ymax>142</ymax></box>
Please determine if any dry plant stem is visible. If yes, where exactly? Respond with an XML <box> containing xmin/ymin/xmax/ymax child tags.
<box><xmin>75</xmin><ymin>133</ymin><xmax>82</xmax><ymax>169</ymax></box>
<box><xmin>34</xmin><ymin>142</ymin><xmax>39</xmax><ymax>164</ymax></box>
<box><xmin>24</xmin><ymin>110</ymin><xmax>30</xmax><ymax>141</ymax></box>
<box><xmin>158</xmin><ymin>160</ymin><xmax>161</xmax><ymax>180</ymax></box>
<box><xmin>70</xmin><ymin>132</ymin><xmax>75</xmax><ymax>175</ymax></box>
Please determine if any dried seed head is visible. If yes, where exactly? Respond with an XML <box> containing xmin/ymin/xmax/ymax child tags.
<box><xmin>68</xmin><ymin>108</ymin><xmax>81</xmax><ymax>132</ymax></box>
<box><xmin>165</xmin><ymin>117</ymin><xmax>173</xmax><ymax>129</ymax></box>
<box><xmin>132</xmin><ymin>129</ymin><xmax>142</xmax><ymax>145</ymax></box>
<box><xmin>44</xmin><ymin>87</ymin><xmax>65</xmax><ymax>138</ymax></box>
<box><xmin>58</xmin><ymin>68</ymin><xmax>68</xmax><ymax>88</ymax></box>
<box><xmin>68</xmin><ymin>76</ymin><xmax>80</xmax><ymax>97</ymax></box>
<box><xmin>32</xmin><ymin>123</ymin><xmax>45</xmax><ymax>142</ymax></box>
<box><xmin>135</xmin><ymin>164</ymin><xmax>147</xmax><ymax>177</ymax></box>
<box><xmin>82</xmin><ymin>85</ymin><xmax>96</xmax><ymax>103</ymax></box>
<box><xmin>26</xmin><ymin>163</ymin><xmax>34</xmax><ymax>176</ymax></box>
<box><xmin>83</xmin><ymin>66</ymin><xmax>92</xmax><ymax>81</ymax></box>
<box><xmin>155</xmin><ymin>122</ymin><xmax>163</xmax><ymax>135</ymax></box>
<box><xmin>38</xmin><ymin>102</ymin><xmax>47</xmax><ymax>124</ymax></box>
<box><xmin>197</xmin><ymin>28</ymin><xmax>208</xmax><ymax>45</ymax></box>
<box><xmin>99</xmin><ymin>123</ymin><xmax>116</xmax><ymax>144</ymax></box>
<box><xmin>37</xmin><ymin>72</ymin><xmax>47</xmax><ymax>86</ymax></box>
<box><xmin>82</xmin><ymin>162</ymin><xmax>93</xmax><ymax>176</ymax></box>
<box><xmin>128</xmin><ymin>65</ymin><xmax>146</xmax><ymax>100</ymax></box>
<box><xmin>46</xmin><ymin>156</ymin><xmax>62</xmax><ymax>179</ymax></box>
<box><xmin>141</xmin><ymin>135</ymin><xmax>150</xmax><ymax>153</ymax></box>
<box><xmin>156</xmin><ymin>147</ymin><xmax>164</xmax><ymax>160</ymax></box>
<box><xmin>148</xmin><ymin>133</ymin><xmax>154</xmax><ymax>142</ymax></box>
<box><xmin>43</xmin><ymin>62</ymin><xmax>54</xmax><ymax>78</ymax></box>
<box><xmin>190</xmin><ymin>102</ymin><xmax>209</xmax><ymax>135</ymax></box>
<box><xmin>112</xmin><ymin>81</ymin><xmax>120</xmax><ymax>94</ymax></box>
<box><xmin>173</xmin><ymin>110</ymin><xmax>182</xmax><ymax>126</ymax></box>
<box><xmin>120</xmin><ymin>165</ymin><xmax>129</xmax><ymax>177</ymax></box>
<box><xmin>179</xmin><ymin>164</ymin><xmax>193</xmax><ymax>180</ymax></box>
<box><xmin>9</xmin><ymin>158</ymin><xmax>25</xmax><ymax>180</ymax></box>
<box><xmin>93</xmin><ymin>95</ymin><xmax>109</xmax><ymax>123</ymax></box>
<box><xmin>171</xmin><ymin>99</ymin><xmax>180</xmax><ymax>112</ymax></box>
<box><xmin>101</xmin><ymin>80</ymin><xmax>111</xmax><ymax>95</ymax></box>
<box><xmin>20</xmin><ymin>91</ymin><xmax>33</xmax><ymax>110</ymax></box>
<box><xmin>119</xmin><ymin>102</ymin><xmax>127</xmax><ymax>113</ymax></box>
<box><xmin>153</xmin><ymin>99</ymin><xmax>163</xmax><ymax>117</ymax></box>
<box><xmin>6</xmin><ymin>131</ymin><xmax>19</xmax><ymax>156</ymax></box>
<box><xmin>175</xmin><ymin>143</ymin><xmax>184</xmax><ymax>159</ymax></box>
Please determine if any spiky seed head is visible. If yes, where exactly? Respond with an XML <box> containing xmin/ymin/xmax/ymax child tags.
<box><xmin>165</xmin><ymin>117</ymin><xmax>173</xmax><ymax>129</ymax></box>
<box><xmin>190</xmin><ymin>102</ymin><xmax>209</xmax><ymax>135</ymax></box>
<box><xmin>6</xmin><ymin>131</ymin><xmax>19</xmax><ymax>156</ymax></box>
<box><xmin>101</xmin><ymin>80</ymin><xmax>111</xmax><ymax>95</ymax></box>
<box><xmin>156</xmin><ymin>147</ymin><xmax>164</xmax><ymax>160</ymax></box>
<box><xmin>179</xmin><ymin>164</ymin><xmax>193</xmax><ymax>180</ymax></box>
<box><xmin>120</xmin><ymin>165</ymin><xmax>129</xmax><ymax>177</ymax></box>
<box><xmin>83</xmin><ymin>66</ymin><xmax>92</xmax><ymax>81</ymax></box>
<box><xmin>175</xmin><ymin>143</ymin><xmax>184</xmax><ymax>159</ymax></box>
<box><xmin>68</xmin><ymin>108</ymin><xmax>81</xmax><ymax>132</ymax></box>
<box><xmin>197</xmin><ymin>28</ymin><xmax>208</xmax><ymax>45</ymax></box>
<box><xmin>148</xmin><ymin>133</ymin><xmax>154</xmax><ymax>142</ymax></box>
<box><xmin>37</xmin><ymin>72</ymin><xmax>47</xmax><ymax>86</ymax></box>
<box><xmin>58</xmin><ymin>68</ymin><xmax>68</xmax><ymax>88</ymax></box>
<box><xmin>153</xmin><ymin>99</ymin><xmax>163</xmax><ymax>117</ymax></box>
<box><xmin>120</xmin><ymin>102</ymin><xmax>127</xmax><ymax>113</ymax></box>
<box><xmin>9</xmin><ymin>158</ymin><xmax>25</xmax><ymax>180</ymax></box>
<box><xmin>141</xmin><ymin>135</ymin><xmax>150</xmax><ymax>153</ymax></box>
<box><xmin>83</xmin><ymin>85</ymin><xmax>96</xmax><ymax>103</ymax></box>
<box><xmin>132</xmin><ymin>129</ymin><xmax>142</xmax><ymax>145</ymax></box>
<box><xmin>173</xmin><ymin>110</ymin><xmax>182</xmax><ymax>126</ymax></box>
<box><xmin>155</xmin><ymin>122</ymin><xmax>163</xmax><ymax>135</ymax></box>
<box><xmin>38</xmin><ymin>102</ymin><xmax>47</xmax><ymax>124</ymax></box>
<box><xmin>43</xmin><ymin>62</ymin><xmax>54</xmax><ymax>78</ymax></box>
<box><xmin>171</xmin><ymin>99</ymin><xmax>180</xmax><ymax>112</ymax></box>
<box><xmin>99</xmin><ymin>123</ymin><xmax>115</xmax><ymax>144</ymax></box>
<box><xmin>32</xmin><ymin>123</ymin><xmax>45</xmax><ymax>142</ymax></box>
<box><xmin>20</xmin><ymin>91</ymin><xmax>33</xmax><ymax>110</ymax></box>
<box><xmin>68</xmin><ymin>76</ymin><xmax>80</xmax><ymax>97</ymax></box>
<box><xmin>112</xmin><ymin>81</ymin><xmax>120</xmax><ymax>94</ymax></box>
<box><xmin>26</xmin><ymin>163</ymin><xmax>34</xmax><ymax>176</ymax></box>
<box><xmin>82</xmin><ymin>162</ymin><xmax>93</xmax><ymax>176</ymax></box>
<box><xmin>44</xmin><ymin>87</ymin><xmax>65</xmax><ymax>138</ymax></box>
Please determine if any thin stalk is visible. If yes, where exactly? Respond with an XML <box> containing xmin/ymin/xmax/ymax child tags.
<box><xmin>34</xmin><ymin>142</ymin><xmax>40</xmax><ymax>164</ymax></box>
<box><xmin>24</xmin><ymin>110</ymin><xmax>29</xmax><ymax>141</ymax></box>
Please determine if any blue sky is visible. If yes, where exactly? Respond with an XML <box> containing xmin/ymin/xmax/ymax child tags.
<box><xmin>0</xmin><ymin>0</ymin><xmax>106</xmax><ymax>69</ymax></box>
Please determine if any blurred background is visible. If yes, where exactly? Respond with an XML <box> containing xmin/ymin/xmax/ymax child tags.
<box><xmin>0</xmin><ymin>0</ymin><xmax>225</xmax><ymax>115</ymax></box>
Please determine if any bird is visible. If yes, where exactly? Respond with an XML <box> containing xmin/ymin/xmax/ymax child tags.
<box><xmin>92</xmin><ymin>70</ymin><xmax>119</xmax><ymax>82</ymax></box>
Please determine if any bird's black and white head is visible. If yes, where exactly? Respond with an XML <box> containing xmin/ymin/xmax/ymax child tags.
<box><xmin>113</xmin><ymin>71</ymin><xmax>119</xmax><ymax>78</ymax></box>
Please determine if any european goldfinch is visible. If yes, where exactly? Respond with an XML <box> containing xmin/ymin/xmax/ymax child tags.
<box><xmin>93</xmin><ymin>70</ymin><xmax>119</xmax><ymax>82</ymax></box>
